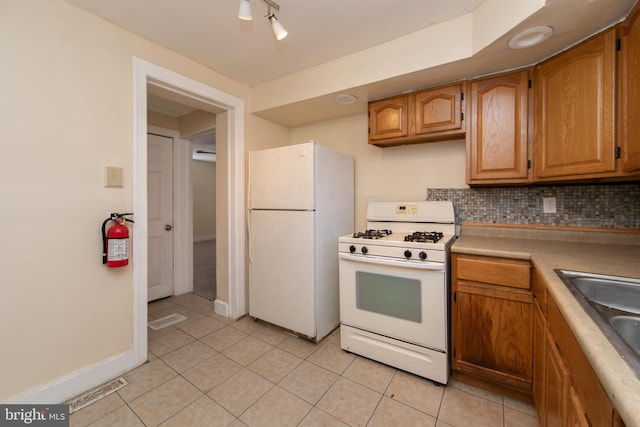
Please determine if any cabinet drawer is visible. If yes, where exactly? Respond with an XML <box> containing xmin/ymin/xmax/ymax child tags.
<box><xmin>455</xmin><ymin>254</ymin><xmax>531</xmax><ymax>289</ymax></box>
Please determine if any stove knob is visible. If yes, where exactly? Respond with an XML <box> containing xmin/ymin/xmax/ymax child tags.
<box><xmin>361</xmin><ymin>246</ymin><xmax>368</xmax><ymax>255</ymax></box>
<box><xmin>419</xmin><ymin>251</ymin><xmax>428</xmax><ymax>260</ymax></box>
<box><xmin>349</xmin><ymin>245</ymin><xmax>356</xmax><ymax>253</ymax></box>
<box><xmin>404</xmin><ymin>250</ymin><xmax>412</xmax><ymax>259</ymax></box>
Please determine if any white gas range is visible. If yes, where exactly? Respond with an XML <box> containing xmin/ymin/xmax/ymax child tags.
<box><xmin>338</xmin><ymin>201</ymin><xmax>456</xmax><ymax>385</ymax></box>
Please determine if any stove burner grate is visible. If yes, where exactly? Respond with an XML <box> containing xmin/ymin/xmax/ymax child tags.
<box><xmin>404</xmin><ymin>231</ymin><xmax>444</xmax><ymax>243</ymax></box>
<box><xmin>353</xmin><ymin>229</ymin><xmax>392</xmax><ymax>239</ymax></box>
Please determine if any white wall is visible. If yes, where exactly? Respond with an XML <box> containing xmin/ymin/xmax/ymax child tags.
<box><xmin>290</xmin><ymin>114</ymin><xmax>468</xmax><ymax>230</ymax></box>
<box><xmin>0</xmin><ymin>0</ymin><xmax>469</xmax><ymax>402</ymax></box>
<box><xmin>193</xmin><ymin>160</ymin><xmax>217</xmax><ymax>240</ymax></box>
<box><xmin>0</xmin><ymin>0</ymin><xmax>265</xmax><ymax>402</ymax></box>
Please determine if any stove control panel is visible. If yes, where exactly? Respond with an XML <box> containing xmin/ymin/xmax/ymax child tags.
<box><xmin>396</xmin><ymin>204</ymin><xmax>418</xmax><ymax>215</ymax></box>
<box><xmin>339</xmin><ymin>242</ymin><xmax>446</xmax><ymax>263</ymax></box>
<box><xmin>404</xmin><ymin>250</ymin><xmax>428</xmax><ymax>260</ymax></box>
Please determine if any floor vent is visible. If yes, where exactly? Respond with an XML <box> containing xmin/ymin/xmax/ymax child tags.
<box><xmin>66</xmin><ymin>377</ymin><xmax>127</xmax><ymax>413</ymax></box>
<box><xmin>148</xmin><ymin>313</ymin><xmax>187</xmax><ymax>330</ymax></box>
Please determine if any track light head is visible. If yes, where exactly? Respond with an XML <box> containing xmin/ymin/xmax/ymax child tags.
<box><xmin>239</xmin><ymin>0</ymin><xmax>287</xmax><ymax>40</ymax></box>
<box><xmin>238</xmin><ymin>0</ymin><xmax>252</xmax><ymax>20</ymax></box>
<box><xmin>268</xmin><ymin>13</ymin><xmax>288</xmax><ymax>40</ymax></box>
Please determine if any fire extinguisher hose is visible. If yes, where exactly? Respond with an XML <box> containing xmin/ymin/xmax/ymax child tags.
<box><xmin>101</xmin><ymin>217</ymin><xmax>111</xmax><ymax>264</ymax></box>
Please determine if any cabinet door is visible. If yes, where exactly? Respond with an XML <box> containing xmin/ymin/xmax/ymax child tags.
<box><xmin>533</xmin><ymin>300</ymin><xmax>546</xmax><ymax>416</ymax></box>
<box><xmin>452</xmin><ymin>281</ymin><xmax>533</xmax><ymax>392</ymax></box>
<box><xmin>415</xmin><ymin>83</ymin><xmax>465</xmax><ymax>138</ymax></box>
<box><xmin>534</xmin><ymin>29</ymin><xmax>617</xmax><ymax>180</ymax></box>
<box><xmin>468</xmin><ymin>70</ymin><xmax>530</xmax><ymax>184</ymax></box>
<box><xmin>620</xmin><ymin>4</ymin><xmax>640</xmax><ymax>172</ymax></box>
<box><xmin>548</xmin><ymin>296</ymin><xmax>615</xmax><ymax>427</ymax></box>
<box><xmin>544</xmin><ymin>331</ymin><xmax>569</xmax><ymax>427</ymax></box>
<box><xmin>568</xmin><ymin>386</ymin><xmax>591</xmax><ymax>427</ymax></box>
<box><xmin>368</xmin><ymin>94</ymin><xmax>412</xmax><ymax>141</ymax></box>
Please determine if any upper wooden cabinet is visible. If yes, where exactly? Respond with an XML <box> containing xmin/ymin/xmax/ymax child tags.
<box><xmin>368</xmin><ymin>82</ymin><xmax>465</xmax><ymax>147</ymax></box>
<box><xmin>534</xmin><ymin>29</ymin><xmax>617</xmax><ymax>181</ymax></box>
<box><xmin>368</xmin><ymin>94</ymin><xmax>411</xmax><ymax>142</ymax></box>
<box><xmin>619</xmin><ymin>2</ymin><xmax>640</xmax><ymax>172</ymax></box>
<box><xmin>467</xmin><ymin>70</ymin><xmax>531</xmax><ymax>185</ymax></box>
<box><xmin>415</xmin><ymin>84</ymin><xmax>465</xmax><ymax>138</ymax></box>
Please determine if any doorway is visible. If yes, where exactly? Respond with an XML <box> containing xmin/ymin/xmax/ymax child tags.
<box><xmin>191</xmin><ymin>130</ymin><xmax>217</xmax><ymax>301</ymax></box>
<box><xmin>132</xmin><ymin>57</ymin><xmax>246</xmax><ymax>366</ymax></box>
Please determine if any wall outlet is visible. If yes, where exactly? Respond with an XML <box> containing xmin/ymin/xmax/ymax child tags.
<box><xmin>543</xmin><ymin>197</ymin><xmax>557</xmax><ymax>214</ymax></box>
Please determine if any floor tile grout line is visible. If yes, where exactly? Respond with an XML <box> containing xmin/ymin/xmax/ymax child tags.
<box><xmin>433</xmin><ymin>380</ymin><xmax>446</xmax><ymax>421</ymax></box>
<box><xmin>218</xmin><ymin>374</ymin><xmax>277</xmax><ymax>423</ymax></box>
<box><xmin>362</xmin><ymin>385</ymin><xmax>385</xmax><ymax>427</ymax></box>
<box><xmin>87</xmin><ymin>301</ymin><xmax>538</xmax><ymax>427</ymax></box>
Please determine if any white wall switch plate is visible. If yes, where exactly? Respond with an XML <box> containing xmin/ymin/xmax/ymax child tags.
<box><xmin>105</xmin><ymin>166</ymin><xmax>123</xmax><ymax>188</ymax></box>
<box><xmin>543</xmin><ymin>197</ymin><xmax>557</xmax><ymax>214</ymax></box>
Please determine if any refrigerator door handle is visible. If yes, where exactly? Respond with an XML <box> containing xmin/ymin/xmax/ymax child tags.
<box><xmin>248</xmin><ymin>210</ymin><xmax>252</xmax><ymax>263</ymax></box>
<box><xmin>247</xmin><ymin>156</ymin><xmax>252</xmax><ymax>263</ymax></box>
<box><xmin>247</xmin><ymin>156</ymin><xmax>252</xmax><ymax>210</ymax></box>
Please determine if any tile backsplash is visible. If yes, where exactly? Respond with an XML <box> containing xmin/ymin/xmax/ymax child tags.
<box><xmin>427</xmin><ymin>183</ymin><xmax>640</xmax><ymax>229</ymax></box>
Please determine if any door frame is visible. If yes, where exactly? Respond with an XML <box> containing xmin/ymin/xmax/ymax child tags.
<box><xmin>132</xmin><ymin>57</ymin><xmax>246</xmax><ymax>365</ymax></box>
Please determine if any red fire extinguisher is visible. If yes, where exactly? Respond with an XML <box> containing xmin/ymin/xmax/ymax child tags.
<box><xmin>102</xmin><ymin>213</ymin><xmax>134</xmax><ymax>267</ymax></box>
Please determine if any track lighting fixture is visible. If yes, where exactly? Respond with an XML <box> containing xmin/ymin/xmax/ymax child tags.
<box><xmin>238</xmin><ymin>0</ymin><xmax>288</xmax><ymax>40</ymax></box>
<box><xmin>267</xmin><ymin>8</ymin><xmax>287</xmax><ymax>40</ymax></box>
<box><xmin>238</xmin><ymin>0</ymin><xmax>252</xmax><ymax>21</ymax></box>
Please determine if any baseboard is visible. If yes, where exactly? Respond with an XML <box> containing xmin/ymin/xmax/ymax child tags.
<box><xmin>451</xmin><ymin>371</ymin><xmax>534</xmax><ymax>405</ymax></box>
<box><xmin>7</xmin><ymin>349</ymin><xmax>145</xmax><ymax>404</ymax></box>
<box><xmin>214</xmin><ymin>299</ymin><xmax>228</xmax><ymax>317</ymax></box>
<box><xmin>193</xmin><ymin>234</ymin><xmax>216</xmax><ymax>243</ymax></box>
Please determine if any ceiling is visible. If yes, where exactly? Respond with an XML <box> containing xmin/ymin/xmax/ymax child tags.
<box><xmin>63</xmin><ymin>0</ymin><xmax>637</xmax><ymax>126</ymax></box>
<box><xmin>62</xmin><ymin>0</ymin><xmax>485</xmax><ymax>86</ymax></box>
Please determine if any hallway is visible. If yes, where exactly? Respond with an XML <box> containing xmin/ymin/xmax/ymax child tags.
<box><xmin>193</xmin><ymin>240</ymin><xmax>216</xmax><ymax>301</ymax></box>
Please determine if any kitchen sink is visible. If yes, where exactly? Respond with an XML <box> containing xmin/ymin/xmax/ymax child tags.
<box><xmin>570</xmin><ymin>276</ymin><xmax>640</xmax><ymax>315</ymax></box>
<box><xmin>610</xmin><ymin>316</ymin><xmax>640</xmax><ymax>355</ymax></box>
<box><xmin>556</xmin><ymin>270</ymin><xmax>640</xmax><ymax>377</ymax></box>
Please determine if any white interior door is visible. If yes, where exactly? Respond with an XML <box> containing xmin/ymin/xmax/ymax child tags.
<box><xmin>148</xmin><ymin>133</ymin><xmax>174</xmax><ymax>301</ymax></box>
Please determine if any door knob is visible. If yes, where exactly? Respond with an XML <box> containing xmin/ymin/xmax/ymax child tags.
<box><xmin>165</xmin><ymin>224</ymin><xmax>173</xmax><ymax>231</ymax></box>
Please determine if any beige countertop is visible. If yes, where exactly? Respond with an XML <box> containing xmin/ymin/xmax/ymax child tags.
<box><xmin>451</xmin><ymin>224</ymin><xmax>640</xmax><ymax>427</ymax></box>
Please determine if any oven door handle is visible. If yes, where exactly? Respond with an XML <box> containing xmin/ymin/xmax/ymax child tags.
<box><xmin>339</xmin><ymin>252</ymin><xmax>445</xmax><ymax>271</ymax></box>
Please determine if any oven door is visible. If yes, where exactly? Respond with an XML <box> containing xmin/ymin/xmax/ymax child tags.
<box><xmin>339</xmin><ymin>253</ymin><xmax>447</xmax><ymax>351</ymax></box>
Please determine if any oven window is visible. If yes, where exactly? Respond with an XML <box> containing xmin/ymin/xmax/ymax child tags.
<box><xmin>355</xmin><ymin>271</ymin><xmax>421</xmax><ymax>322</ymax></box>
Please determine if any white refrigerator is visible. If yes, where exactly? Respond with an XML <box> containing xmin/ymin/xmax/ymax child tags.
<box><xmin>248</xmin><ymin>142</ymin><xmax>354</xmax><ymax>341</ymax></box>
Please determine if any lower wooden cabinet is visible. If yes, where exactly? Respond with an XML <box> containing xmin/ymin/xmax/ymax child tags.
<box><xmin>452</xmin><ymin>255</ymin><xmax>629</xmax><ymax>427</ymax></box>
<box><xmin>533</xmin><ymin>277</ymin><xmax>625</xmax><ymax>427</ymax></box>
<box><xmin>568</xmin><ymin>387</ymin><xmax>591</xmax><ymax>427</ymax></box>
<box><xmin>451</xmin><ymin>254</ymin><xmax>533</xmax><ymax>394</ymax></box>
<box><xmin>532</xmin><ymin>299</ymin><xmax>546</xmax><ymax>412</ymax></box>
<box><xmin>546</xmin><ymin>295</ymin><xmax>615</xmax><ymax>427</ymax></box>
<box><xmin>543</xmin><ymin>330</ymin><xmax>569</xmax><ymax>427</ymax></box>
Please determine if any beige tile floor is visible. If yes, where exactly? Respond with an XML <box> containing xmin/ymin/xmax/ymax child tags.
<box><xmin>193</xmin><ymin>240</ymin><xmax>216</xmax><ymax>301</ymax></box>
<box><xmin>70</xmin><ymin>294</ymin><xmax>540</xmax><ymax>427</ymax></box>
